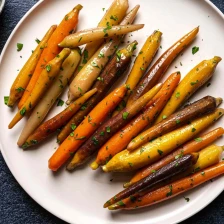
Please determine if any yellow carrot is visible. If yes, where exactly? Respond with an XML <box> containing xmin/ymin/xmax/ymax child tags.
<box><xmin>8</xmin><ymin>48</ymin><xmax>71</xmax><ymax>129</ymax></box>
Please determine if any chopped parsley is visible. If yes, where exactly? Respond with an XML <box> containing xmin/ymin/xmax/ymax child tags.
<box><xmin>192</xmin><ymin>128</ymin><xmax>196</xmax><ymax>132</ymax></box>
<box><xmin>192</xmin><ymin>46</ymin><xmax>199</xmax><ymax>55</ymax></box>
<box><xmin>35</xmin><ymin>38</ymin><xmax>41</xmax><ymax>44</ymax></box>
<box><xmin>16</xmin><ymin>87</ymin><xmax>25</xmax><ymax>92</ymax></box>
<box><xmin>46</xmin><ymin>65</ymin><xmax>51</xmax><ymax>72</ymax></box>
<box><xmin>92</xmin><ymin>136</ymin><xmax>99</xmax><ymax>145</ymax></box>
<box><xmin>20</xmin><ymin>107</ymin><xmax>26</xmax><ymax>116</ymax></box>
<box><xmin>166</xmin><ymin>185</ymin><xmax>173</xmax><ymax>197</ymax></box>
<box><xmin>122</xmin><ymin>112</ymin><xmax>129</xmax><ymax>120</ymax></box>
<box><xmin>176</xmin><ymin>119</ymin><xmax>180</xmax><ymax>124</ymax></box>
<box><xmin>110</xmin><ymin>15</ymin><xmax>118</xmax><ymax>21</ymax></box>
<box><xmin>117</xmin><ymin>200</ymin><xmax>125</xmax><ymax>206</ymax></box>
<box><xmin>91</xmin><ymin>61</ymin><xmax>99</xmax><ymax>68</ymax></box>
<box><xmin>184</xmin><ymin>196</ymin><xmax>190</xmax><ymax>202</ymax></box>
<box><xmin>98</xmin><ymin>52</ymin><xmax>104</xmax><ymax>58</ymax></box>
<box><xmin>71</xmin><ymin>123</ymin><xmax>76</xmax><ymax>131</ymax></box>
<box><xmin>4</xmin><ymin>96</ymin><xmax>9</xmax><ymax>105</ymax></box>
<box><xmin>157</xmin><ymin>149</ymin><xmax>163</xmax><ymax>156</ymax></box>
<box><xmin>57</xmin><ymin>99</ymin><xmax>64</xmax><ymax>107</ymax></box>
<box><xmin>162</xmin><ymin>115</ymin><xmax>167</xmax><ymax>119</ymax></box>
<box><xmin>175</xmin><ymin>92</ymin><xmax>180</xmax><ymax>98</ymax></box>
<box><xmin>82</xmin><ymin>50</ymin><xmax>88</xmax><ymax>64</ymax></box>
<box><xmin>195</xmin><ymin>137</ymin><xmax>202</xmax><ymax>142</ymax></box>
<box><xmin>106</xmin><ymin>126</ymin><xmax>111</xmax><ymax>133</ymax></box>
<box><xmin>191</xmin><ymin>80</ymin><xmax>198</xmax><ymax>86</ymax></box>
<box><xmin>17</xmin><ymin>43</ymin><xmax>23</xmax><ymax>51</ymax></box>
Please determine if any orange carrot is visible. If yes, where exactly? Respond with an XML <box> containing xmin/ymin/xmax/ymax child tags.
<box><xmin>91</xmin><ymin>72</ymin><xmax>181</xmax><ymax>169</ymax></box>
<box><xmin>108</xmin><ymin>162</ymin><xmax>224</xmax><ymax>210</ymax></box>
<box><xmin>125</xmin><ymin>127</ymin><xmax>224</xmax><ymax>187</ymax></box>
<box><xmin>22</xmin><ymin>89</ymin><xmax>97</xmax><ymax>148</ymax></box>
<box><xmin>48</xmin><ymin>85</ymin><xmax>127</xmax><ymax>171</ymax></box>
<box><xmin>18</xmin><ymin>4</ymin><xmax>82</xmax><ymax>109</ymax></box>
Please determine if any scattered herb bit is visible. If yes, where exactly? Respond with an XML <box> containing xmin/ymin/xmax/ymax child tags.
<box><xmin>140</xmin><ymin>148</ymin><xmax>144</xmax><ymax>154</ymax></box>
<box><xmin>160</xmin><ymin>46</ymin><xmax>162</xmax><ymax>49</ymax></box>
<box><xmin>195</xmin><ymin>137</ymin><xmax>202</xmax><ymax>142</ymax></box>
<box><xmin>166</xmin><ymin>185</ymin><xmax>173</xmax><ymax>197</ymax></box>
<box><xmin>98</xmin><ymin>52</ymin><xmax>104</xmax><ymax>58</ymax></box>
<box><xmin>70</xmin><ymin>132</ymin><xmax>74</xmax><ymax>137</ymax></box>
<box><xmin>46</xmin><ymin>65</ymin><xmax>51</xmax><ymax>72</ymax></box>
<box><xmin>91</xmin><ymin>61</ymin><xmax>99</xmax><ymax>68</ymax></box>
<box><xmin>201</xmin><ymin>171</ymin><xmax>205</xmax><ymax>176</ymax></box>
<box><xmin>4</xmin><ymin>96</ymin><xmax>9</xmax><ymax>105</ymax></box>
<box><xmin>35</xmin><ymin>38</ymin><xmax>40</xmax><ymax>44</ymax></box>
<box><xmin>78</xmin><ymin>37</ymin><xmax>82</xmax><ymax>43</ymax></box>
<box><xmin>191</xmin><ymin>80</ymin><xmax>198</xmax><ymax>86</ymax></box>
<box><xmin>20</xmin><ymin>107</ymin><xmax>26</xmax><ymax>116</ymax></box>
<box><xmin>140</xmin><ymin>67</ymin><xmax>144</xmax><ymax>71</ymax></box>
<box><xmin>71</xmin><ymin>124</ymin><xmax>76</xmax><ymax>131</ymax></box>
<box><xmin>106</xmin><ymin>126</ymin><xmax>111</xmax><ymax>133</ymax></box>
<box><xmin>57</xmin><ymin>99</ymin><xmax>64</xmax><ymax>107</ymax></box>
<box><xmin>16</xmin><ymin>87</ymin><xmax>25</xmax><ymax>92</ymax></box>
<box><xmin>192</xmin><ymin>128</ymin><xmax>196</xmax><ymax>132</ymax></box>
<box><xmin>157</xmin><ymin>149</ymin><xmax>163</xmax><ymax>156</ymax></box>
<box><xmin>184</xmin><ymin>196</ymin><xmax>190</xmax><ymax>202</ymax></box>
<box><xmin>100</xmin><ymin>131</ymin><xmax>104</xmax><ymax>136</ymax></box>
<box><xmin>78</xmin><ymin>87</ymin><xmax>83</xmax><ymax>94</ymax></box>
<box><xmin>180</xmin><ymin>62</ymin><xmax>183</xmax><ymax>66</ymax></box>
<box><xmin>22</xmin><ymin>142</ymin><xmax>29</xmax><ymax>149</ymax></box>
<box><xmin>17</xmin><ymin>43</ymin><xmax>23</xmax><ymax>51</ymax></box>
<box><xmin>82</xmin><ymin>50</ymin><xmax>88</xmax><ymax>64</ymax></box>
<box><xmin>139</xmin><ymin>51</ymin><xmax>143</xmax><ymax>54</ymax></box>
<box><xmin>175</xmin><ymin>92</ymin><xmax>180</xmax><ymax>98</ymax></box>
<box><xmin>122</xmin><ymin>112</ymin><xmax>129</xmax><ymax>120</ymax></box>
<box><xmin>117</xmin><ymin>200</ymin><xmax>125</xmax><ymax>206</ymax></box>
<box><xmin>65</xmin><ymin>15</ymin><xmax>69</xmax><ymax>21</ymax></box>
<box><xmin>151</xmin><ymin>170</ymin><xmax>156</xmax><ymax>173</ymax></box>
<box><xmin>207</xmin><ymin>83</ymin><xmax>211</xmax><ymax>87</ymax></box>
<box><xmin>162</xmin><ymin>115</ymin><xmax>167</xmax><ymax>119</ymax></box>
<box><xmin>92</xmin><ymin>136</ymin><xmax>99</xmax><ymax>145</ymax></box>
<box><xmin>128</xmin><ymin>162</ymin><xmax>133</xmax><ymax>167</ymax></box>
<box><xmin>116</xmin><ymin>51</ymin><xmax>121</xmax><ymax>62</ymax></box>
<box><xmin>130</xmin><ymin>195</ymin><xmax>136</xmax><ymax>202</ymax></box>
<box><xmin>110</xmin><ymin>15</ymin><xmax>118</xmax><ymax>21</ymax></box>
<box><xmin>192</xmin><ymin>46</ymin><xmax>199</xmax><ymax>55</ymax></box>
<box><xmin>176</xmin><ymin>119</ymin><xmax>180</xmax><ymax>124</ymax></box>
<box><xmin>97</xmin><ymin>77</ymin><xmax>104</xmax><ymax>82</ymax></box>
<box><xmin>102</xmin><ymin>8</ymin><xmax>105</xmax><ymax>11</ymax></box>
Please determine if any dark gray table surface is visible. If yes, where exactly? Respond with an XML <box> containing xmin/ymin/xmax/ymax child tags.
<box><xmin>0</xmin><ymin>1</ymin><xmax>223</xmax><ymax>224</ymax></box>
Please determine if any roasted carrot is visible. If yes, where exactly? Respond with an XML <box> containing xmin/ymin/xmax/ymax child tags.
<box><xmin>125</xmin><ymin>127</ymin><xmax>224</xmax><ymax>187</ymax></box>
<box><xmin>17</xmin><ymin>48</ymin><xmax>81</xmax><ymax>146</ymax></box>
<box><xmin>108</xmin><ymin>162</ymin><xmax>224</xmax><ymax>210</ymax></box>
<box><xmin>128</xmin><ymin>96</ymin><xmax>222</xmax><ymax>152</ymax></box>
<box><xmin>70</xmin><ymin>0</ymin><xmax>130</xmax><ymax>82</ymax></box>
<box><xmin>7</xmin><ymin>25</ymin><xmax>57</xmax><ymax>107</ymax></box>
<box><xmin>48</xmin><ymin>85</ymin><xmax>127</xmax><ymax>171</ymax></box>
<box><xmin>113</xmin><ymin>30</ymin><xmax>162</xmax><ymax>115</ymax></box>
<box><xmin>58</xmin><ymin>41</ymin><xmax>138</xmax><ymax>143</ymax></box>
<box><xmin>126</xmin><ymin>27</ymin><xmax>199</xmax><ymax>107</ymax></box>
<box><xmin>66</xmin><ymin>84</ymin><xmax>162</xmax><ymax>170</ymax></box>
<box><xmin>67</xmin><ymin>6</ymin><xmax>140</xmax><ymax>103</ymax></box>
<box><xmin>156</xmin><ymin>56</ymin><xmax>222</xmax><ymax>123</ymax></box>
<box><xmin>59</xmin><ymin>24</ymin><xmax>144</xmax><ymax>48</ymax></box>
<box><xmin>102</xmin><ymin>109</ymin><xmax>224</xmax><ymax>172</ymax></box>
<box><xmin>104</xmin><ymin>153</ymin><xmax>198</xmax><ymax>208</ymax></box>
<box><xmin>18</xmin><ymin>5</ymin><xmax>82</xmax><ymax>109</ymax></box>
<box><xmin>91</xmin><ymin>72</ymin><xmax>180</xmax><ymax>169</ymax></box>
<box><xmin>20</xmin><ymin>89</ymin><xmax>97</xmax><ymax>148</ymax></box>
<box><xmin>8</xmin><ymin>48</ymin><xmax>71</xmax><ymax>129</ymax></box>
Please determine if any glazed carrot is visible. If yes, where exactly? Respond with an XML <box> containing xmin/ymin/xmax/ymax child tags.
<box><xmin>126</xmin><ymin>27</ymin><xmax>199</xmax><ymax>107</ymax></box>
<box><xmin>18</xmin><ymin>4</ymin><xmax>82</xmax><ymax>109</ymax></box>
<box><xmin>91</xmin><ymin>72</ymin><xmax>180</xmax><ymax>169</ymax></box>
<box><xmin>69</xmin><ymin>0</ymin><xmax>130</xmax><ymax>82</ymax></box>
<box><xmin>66</xmin><ymin>83</ymin><xmax>162</xmax><ymax>170</ymax></box>
<box><xmin>59</xmin><ymin>24</ymin><xmax>144</xmax><ymax>48</ymax></box>
<box><xmin>103</xmin><ymin>109</ymin><xmax>224</xmax><ymax>172</ymax></box>
<box><xmin>20</xmin><ymin>89</ymin><xmax>97</xmax><ymax>148</ymax></box>
<box><xmin>128</xmin><ymin>96</ymin><xmax>222</xmax><ymax>152</ymax></box>
<box><xmin>17</xmin><ymin>48</ymin><xmax>81</xmax><ymax>147</ymax></box>
<box><xmin>113</xmin><ymin>30</ymin><xmax>162</xmax><ymax>115</ymax></box>
<box><xmin>104</xmin><ymin>153</ymin><xmax>198</xmax><ymax>208</ymax></box>
<box><xmin>58</xmin><ymin>41</ymin><xmax>138</xmax><ymax>143</ymax></box>
<box><xmin>125</xmin><ymin>127</ymin><xmax>224</xmax><ymax>187</ymax></box>
<box><xmin>8</xmin><ymin>49</ymin><xmax>71</xmax><ymax>129</ymax></box>
<box><xmin>7</xmin><ymin>25</ymin><xmax>57</xmax><ymax>107</ymax></box>
<box><xmin>48</xmin><ymin>85</ymin><xmax>127</xmax><ymax>171</ymax></box>
<box><xmin>155</xmin><ymin>56</ymin><xmax>222</xmax><ymax>123</ymax></box>
<box><xmin>108</xmin><ymin>162</ymin><xmax>224</xmax><ymax>210</ymax></box>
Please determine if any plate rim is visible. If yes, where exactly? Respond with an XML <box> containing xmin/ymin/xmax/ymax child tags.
<box><xmin>0</xmin><ymin>0</ymin><xmax>223</xmax><ymax>224</ymax></box>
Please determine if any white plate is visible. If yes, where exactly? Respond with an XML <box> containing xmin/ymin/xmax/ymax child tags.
<box><xmin>0</xmin><ymin>0</ymin><xmax>224</xmax><ymax>224</ymax></box>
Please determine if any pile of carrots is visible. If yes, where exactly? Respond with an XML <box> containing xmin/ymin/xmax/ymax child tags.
<box><xmin>5</xmin><ymin>0</ymin><xmax>224</xmax><ymax>211</ymax></box>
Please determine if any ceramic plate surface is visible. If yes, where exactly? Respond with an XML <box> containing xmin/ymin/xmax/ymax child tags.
<box><xmin>0</xmin><ymin>0</ymin><xmax>223</xmax><ymax>223</ymax></box>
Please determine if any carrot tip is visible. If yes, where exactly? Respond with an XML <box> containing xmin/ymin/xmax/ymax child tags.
<box><xmin>90</xmin><ymin>161</ymin><xmax>99</xmax><ymax>170</ymax></box>
<box><xmin>102</xmin><ymin>165</ymin><xmax>108</xmax><ymax>172</ymax></box>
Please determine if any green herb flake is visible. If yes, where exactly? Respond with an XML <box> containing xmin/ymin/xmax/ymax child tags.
<box><xmin>117</xmin><ymin>200</ymin><xmax>125</xmax><ymax>206</ymax></box>
<box><xmin>91</xmin><ymin>61</ymin><xmax>99</xmax><ymax>68</ymax></box>
<box><xmin>92</xmin><ymin>136</ymin><xmax>99</xmax><ymax>145</ymax></box>
<box><xmin>201</xmin><ymin>171</ymin><xmax>205</xmax><ymax>176</ymax></box>
<box><xmin>195</xmin><ymin>137</ymin><xmax>202</xmax><ymax>142</ymax></box>
<box><xmin>128</xmin><ymin>162</ymin><xmax>133</xmax><ymax>167</ymax></box>
<box><xmin>102</xmin><ymin>8</ymin><xmax>105</xmax><ymax>11</ymax></box>
<box><xmin>35</xmin><ymin>38</ymin><xmax>41</xmax><ymax>44</ymax></box>
<box><xmin>176</xmin><ymin>119</ymin><xmax>180</xmax><ymax>124</ymax></box>
<box><xmin>16</xmin><ymin>87</ymin><xmax>25</xmax><ymax>92</ymax></box>
<box><xmin>162</xmin><ymin>115</ymin><xmax>167</xmax><ymax>120</ymax></box>
<box><xmin>192</xmin><ymin>46</ymin><xmax>199</xmax><ymax>55</ymax></box>
<box><xmin>151</xmin><ymin>170</ymin><xmax>156</xmax><ymax>173</ymax></box>
<box><xmin>82</xmin><ymin>50</ymin><xmax>88</xmax><ymax>64</ymax></box>
<box><xmin>130</xmin><ymin>195</ymin><xmax>136</xmax><ymax>202</ymax></box>
<box><xmin>122</xmin><ymin>112</ymin><xmax>129</xmax><ymax>120</ymax></box>
<box><xmin>157</xmin><ymin>149</ymin><xmax>163</xmax><ymax>156</ymax></box>
<box><xmin>98</xmin><ymin>52</ymin><xmax>104</xmax><ymax>58</ymax></box>
<box><xmin>184</xmin><ymin>196</ymin><xmax>190</xmax><ymax>202</ymax></box>
<box><xmin>106</xmin><ymin>126</ymin><xmax>111</xmax><ymax>133</ymax></box>
<box><xmin>4</xmin><ymin>96</ymin><xmax>9</xmax><ymax>105</ymax></box>
<box><xmin>20</xmin><ymin>107</ymin><xmax>26</xmax><ymax>116</ymax></box>
<box><xmin>71</xmin><ymin>123</ymin><xmax>76</xmax><ymax>131</ymax></box>
<box><xmin>17</xmin><ymin>43</ymin><xmax>23</xmax><ymax>51</ymax></box>
<box><xmin>166</xmin><ymin>185</ymin><xmax>173</xmax><ymax>197</ymax></box>
<box><xmin>110</xmin><ymin>15</ymin><xmax>118</xmax><ymax>21</ymax></box>
<box><xmin>116</xmin><ymin>51</ymin><xmax>121</xmax><ymax>62</ymax></box>
<box><xmin>30</xmin><ymin>139</ymin><xmax>38</xmax><ymax>144</ymax></box>
<box><xmin>100</xmin><ymin>131</ymin><xmax>104</xmax><ymax>136</ymax></box>
<box><xmin>70</xmin><ymin>132</ymin><xmax>74</xmax><ymax>137</ymax></box>
<box><xmin>46</xmin><ymin>65</ymin><xmax>51</xmax><ymax>72</ymax></box>
<box><xmin>57</xmin><ymin>99</ymin><xmax>64</xmax><ymax>107</ymax></box>
<box><xmin>140</xmin><ymin>148</ymin><xmax>144</xmax><ymax>154</ymax></box>
<box><xmin>78</xmin><ymin>37</ymin><xmax>82</xmax><ymax>43</ymax></box>
<box><xmin>191</xmin><ymin>80</ymin><xmax>198</xmax><ymax>86</ymax></box>
<box><xmin>97</xmin><ymin>77</ymin><xmax>104</xmax><ymax>82</ymax></box>
<box><xmin>140</xmin><ymin>67</ymin><xmax>144</xmax><ymax>71</ymax></box>
<box><xmin>65</xmin><ymin>15</ymin><xmax>69</xmax><ymax>21</ymax></box>
<box><xmin>175</xmin><ymin>92</ymin><xmax>180</xmax><ymax>98</ymax></box>
<box><xmin>192</xmin><ymin>128</ymin><xmax>196</xmax><ymax>132</ymax></box>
